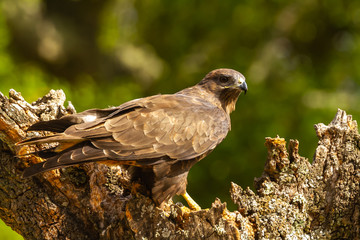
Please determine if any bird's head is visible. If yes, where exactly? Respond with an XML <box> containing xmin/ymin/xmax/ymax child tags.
<box><xmin>198</xmin><ymin>68</ymin><xmax>247</xmax><ymax>114</ymax></box>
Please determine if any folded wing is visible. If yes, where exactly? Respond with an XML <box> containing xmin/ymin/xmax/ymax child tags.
<box><xmin>20</xmin><ymin>94</ymin><xmax>230</xmax><ymax>177</ymax></box>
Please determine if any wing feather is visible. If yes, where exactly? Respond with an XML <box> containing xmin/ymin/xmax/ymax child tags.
<box><xmin>77</xmin><ymin>95</ymin><xmax>229</xmax><ymax>161</ymax></box>
<box><xmin>104</xmin><ymin>116</ymin><xmax>133</xmax><ymax>132</ymax></box>
<box><xmin>81</xmin><ymin>96</ymin><xmax>229</xmax><ymax>161</ymax></box>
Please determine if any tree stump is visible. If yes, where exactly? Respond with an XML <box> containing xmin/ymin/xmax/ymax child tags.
<box><xmin>0</xmin><ymin>89</ymin><xmax>359</xmax><ymax>239</ymax></box>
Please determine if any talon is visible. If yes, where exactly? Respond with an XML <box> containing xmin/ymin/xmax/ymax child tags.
<box><xmin>181</xmin><ymin>191</ymin><xmax>201</xmax><ymax>211</ymax></box>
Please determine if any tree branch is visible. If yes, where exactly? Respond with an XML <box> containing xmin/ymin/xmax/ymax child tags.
<box><xmin>0</xmin><ymin>89</ymin><xmax>359</xmax><ymax>239</ymax></box>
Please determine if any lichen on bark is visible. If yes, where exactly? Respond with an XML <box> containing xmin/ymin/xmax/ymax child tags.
<box><xmin>0</xmin><ymin>89</ymin><xmax>359</xmax><ymax>239</ymax></box>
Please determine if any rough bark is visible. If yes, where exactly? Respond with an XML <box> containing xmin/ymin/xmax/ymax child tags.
<box><xmin>0</xmin><ymin>89</ymin><xmax>359</xmax><ymax>239</ymax></box>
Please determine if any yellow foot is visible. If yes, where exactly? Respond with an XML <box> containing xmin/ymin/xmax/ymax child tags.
<box><xmin>181</xmin><ymin>191</ymin><xmax>201</xmax><ymax>211</ymax></box>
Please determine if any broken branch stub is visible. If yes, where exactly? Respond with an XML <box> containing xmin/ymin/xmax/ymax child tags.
<box><xmin>231</xmin><ymin>109</ymin><xmax>360</xmax><ymax>239</ymax></box>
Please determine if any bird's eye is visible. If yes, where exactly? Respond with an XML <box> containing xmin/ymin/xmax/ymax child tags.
<box><xmin>219</xmin><ymin>76</ymin><xmax>230</xmax><ymax>83</ymax></box>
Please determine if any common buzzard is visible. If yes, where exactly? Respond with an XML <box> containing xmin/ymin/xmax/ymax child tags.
<box><xmin>18</xmin><ymin>68</ymin><xmax>247</xmax><ymax>210</ymax></box>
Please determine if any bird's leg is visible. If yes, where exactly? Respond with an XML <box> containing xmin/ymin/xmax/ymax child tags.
<box><xmin>181</xmin><ymin>191</ymin><xmax>201</xmax><ymax>211</ymax></box>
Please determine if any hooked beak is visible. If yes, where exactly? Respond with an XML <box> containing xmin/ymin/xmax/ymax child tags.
<box><xmin>239</xmin><ymin>81</ymin><xmax>248</xmax><ymax>95</ymax></box>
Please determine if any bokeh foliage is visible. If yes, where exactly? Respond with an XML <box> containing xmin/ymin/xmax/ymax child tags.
<box><xmin>1</xmin><ymin>0</ymin><xmax>360</xmax><ymax>238</ymax></box>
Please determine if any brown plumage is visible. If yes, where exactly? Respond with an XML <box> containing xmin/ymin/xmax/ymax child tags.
<box><xmin>17</xmin><ymin>68</ymin><xmax>247</xmax><ymax>209</ymax></box>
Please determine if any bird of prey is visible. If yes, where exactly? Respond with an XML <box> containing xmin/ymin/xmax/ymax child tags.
<box><xmin>17</xmin><ymin>68</ymin><xmax>247</xmax><ymax>210</ymax></box>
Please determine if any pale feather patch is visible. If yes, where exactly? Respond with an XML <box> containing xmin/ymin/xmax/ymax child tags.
<box><xmin>82</xmin><ymin>115</ymin><xmax>97</xmax><ymax>122</ymax></box>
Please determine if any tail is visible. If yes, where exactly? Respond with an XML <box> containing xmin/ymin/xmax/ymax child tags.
<box><xmin>18</xmin><ymin>107</ymin><xmax>123</xmax><ymax>177</ymax></box>
<box><xmin>26</xmin><ymin>107</ymin><xmax>120</xmax><ymax>133</ymax></box>
<box><xmin>27</xmin><ymin>119</ymin><xmax>76</xmax><ymax>133</ymax></box>
<box><xmin>16</xmin><ymin>134</ymin><xmax>82</xmax><ymax>146</ymax></box>
<box><xmin>22</xmin><ymin>142</ymin><xmax>106</xmax><ymax>177</ymax></box>
<box><xmin>18</xmin><ymin>134</ymin><xmax>87</xmax><ymax>178</ymax></box>
<box><xmin>17</xmin><ymin>120</ymin><xmax>86</xmax><ymax>177</ymax></box>
<box><xmin>22</xmin><ymin>153</ymin><xmax>93</xmax><ymax>178</ymax></box>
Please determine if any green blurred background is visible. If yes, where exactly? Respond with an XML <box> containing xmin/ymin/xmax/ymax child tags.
<box><xmin>1</xmin><ymin>0</ymin><xmax>360</xmax><ymax>238</ymax></box>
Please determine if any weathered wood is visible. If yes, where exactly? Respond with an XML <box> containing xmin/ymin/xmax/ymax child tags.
<box><xmin>0</xmin><ymin>89</ymin><xmax>359</xmax><ymax>239</ymax></box>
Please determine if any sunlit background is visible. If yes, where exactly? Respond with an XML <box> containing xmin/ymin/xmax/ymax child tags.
<box><xmin>1</xmin><ymin>0</ymin><xmax>360</xmax><ymax>238</ymax></box>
